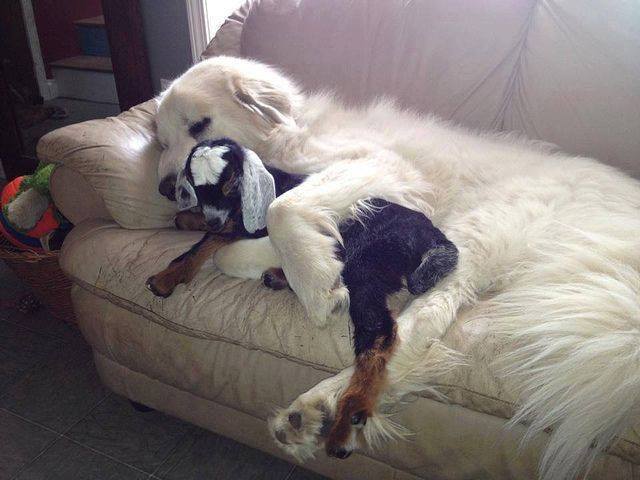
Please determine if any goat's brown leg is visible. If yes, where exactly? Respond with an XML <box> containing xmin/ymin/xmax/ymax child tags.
<box><xmin>146</xmin><ymin>233</ymin><xmax>232</xmax><ymax>297</ymax></box>
<box><xmin>325</xmin><ymin>327</ymin><xmax>397</xmax><ymax>457</ymax></box>
<box><xmin>262</xmin><ymin>267</ymin><xmax>289</xmax><ymax>290</ymax></box>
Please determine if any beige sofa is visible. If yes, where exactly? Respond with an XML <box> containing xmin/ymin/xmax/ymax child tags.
<box><xmin>40</xmin><ymin>1</ymin><xmax>640</xmax><ymax>479</ymax></box>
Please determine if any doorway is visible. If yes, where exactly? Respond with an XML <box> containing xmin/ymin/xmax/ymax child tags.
<box><xmin>0</xmin><ymin>0</ymin><xmax>153</xmax><ymax>180</ymax></box>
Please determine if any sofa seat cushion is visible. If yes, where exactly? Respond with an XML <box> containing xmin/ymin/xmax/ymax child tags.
<box><xmin>60</xmin><ymin>219</ymin><xmax>640</xmax><ymax>464</ymax></box>
<box><xmin>61</xmin><ymin>220</ymin><xmax>357</xmax><ymax>371</ymax></box>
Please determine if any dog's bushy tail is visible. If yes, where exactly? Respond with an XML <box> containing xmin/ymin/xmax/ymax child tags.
<box><xmin>488</xmin><ymin>257</ymin><xmax>640</xmax><ymax>480</ymax></box>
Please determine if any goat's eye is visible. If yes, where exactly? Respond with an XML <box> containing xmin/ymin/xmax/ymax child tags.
<box><xmin>159</xmin><ymin>141</ymin><xmax>167</xmax><ymax>149</ymax></box>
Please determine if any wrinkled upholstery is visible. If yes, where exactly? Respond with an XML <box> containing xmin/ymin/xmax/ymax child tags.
<box><xmin>60</xmin><ymin>220</ymin><xmax>640</xmax><ymax>469</ymax></box>
<box><xmin>39</xmin><ymin>100</ymin><xmax>176</xmax><ymax>229</ymax></box>
<box><xmin>43</xmin><ymin>0</ymin><xmax>640</xmax><ymax>478</ymax></box>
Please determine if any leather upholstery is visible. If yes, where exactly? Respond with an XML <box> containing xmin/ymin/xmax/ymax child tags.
<box><xmin>59</xmin><ymin>219</ymin><xmax>640</xmax><ymax>471</ymax></box>
<box><xmin>235</xmin><ymin>0</ymin><xmax>640</xmax><ymax>177</ymax></box>
<box><xmin>39</xmin><ymin>100</ymin><xmax>176</xmax><ymax>229</ymax></box>
<box><xmin>43</xmin><ymin>0</ymin><xmax>640</xmax><ymax>478</ymax></box>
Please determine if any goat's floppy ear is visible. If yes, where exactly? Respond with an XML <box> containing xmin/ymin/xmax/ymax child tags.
<box><xmin>240</xmin><ymin>149</ymin><xmax>276</xmax><ymax>233</ymax></box>
<box><xmin>175</xmin><ymin>170</ymin><xmax>198</xmax><ymax>211</ymax></box>
<box><xmin>230</xmin><ymin>75</ymin><xmax>295</xmax><ymax>127</ymax></box>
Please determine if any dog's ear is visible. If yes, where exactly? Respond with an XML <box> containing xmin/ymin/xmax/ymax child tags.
<box><xmin>230</xmin><ymin>74</ymin><xmax>296</xmax><ymax>128</ymax></box>
<box><xmin>240</xmin><ymin>149</ymin><xmax>276</xmax><ymax>233</ymax></box>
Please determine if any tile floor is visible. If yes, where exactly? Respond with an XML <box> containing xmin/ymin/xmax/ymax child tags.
<box><xmin>0</xmin><ymin>261</ymin><xmax>326</xmax><ymax>480</ymax></box>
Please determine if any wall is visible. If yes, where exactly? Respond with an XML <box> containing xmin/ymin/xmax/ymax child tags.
<box><xmin>139</xmin><ymin>0</ymin><xmax>193</xmax><ymax>94</ymax></box>
<box><xmin>32</xmin><ymin>0</ymin><xmax>103</xmax><ymax>77</ymax></box>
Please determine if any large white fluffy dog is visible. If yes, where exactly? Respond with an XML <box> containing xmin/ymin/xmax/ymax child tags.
<box><xmin>156</xmin><ymin>56</ymin><xmax>640</xmax><ymax>480</ymax></box>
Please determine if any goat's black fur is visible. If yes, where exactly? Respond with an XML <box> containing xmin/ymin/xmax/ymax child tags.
<box><xmin>339</xmin><ymin>201</ymin><xmax>458</xmax><ymax>354</ymax></box>
<box><xmin>183</xmin><ymin>138</ymin><xmax>458</xmax><ymax>355</ymax></box>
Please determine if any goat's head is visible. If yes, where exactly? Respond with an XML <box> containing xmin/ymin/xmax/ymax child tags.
<box><xmin>174</xmin><ymin>138</ymin><xmax>276</xmax><ymax>236</ymax></box>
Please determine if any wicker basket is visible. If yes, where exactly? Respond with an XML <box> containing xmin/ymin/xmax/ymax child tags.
<box><xmin>0</xmin><ymin>236</ymin><xmax>76</xmax><ymax>323</ymax></box>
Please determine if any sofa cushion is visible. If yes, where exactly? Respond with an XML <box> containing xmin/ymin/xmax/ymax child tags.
<box><xmin>238</xmin><ymin>0</ymin><xmax>640</xmax><ymax>176</ymax></box>
<box><xmin>60</xmin><ymin>219</ymin><xmax>640</xmax><ymax>464</ymax></box>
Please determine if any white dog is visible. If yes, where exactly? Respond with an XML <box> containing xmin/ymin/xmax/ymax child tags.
<box><xmin>156</xmin><ymin>56</ymin><xmax>640</xmax><ymax>480</ymax></box>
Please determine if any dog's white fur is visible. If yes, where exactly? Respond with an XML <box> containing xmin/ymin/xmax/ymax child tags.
<box><xmin>157</xmin><ymin>56</ymin><xmax>640</xmax><ymax>479</ymax></box>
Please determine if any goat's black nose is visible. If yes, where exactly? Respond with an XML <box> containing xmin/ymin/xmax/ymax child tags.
<box><xmin>158</xmin><ymin>174</ymin><xmax>177</xmax><ymax>201</ymax></box>
<box><xmin>207</xmin><ymin>217</ymin><xmax>224</xmax><ymax>232</ymax></box>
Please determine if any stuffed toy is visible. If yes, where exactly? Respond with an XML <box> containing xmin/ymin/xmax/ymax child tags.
<box><xmin>0</xmin><ymin>163</ymin><xmax>70</xmax><ymax>251</ymax></box>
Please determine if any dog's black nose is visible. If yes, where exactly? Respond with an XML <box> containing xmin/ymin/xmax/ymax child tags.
<box><xmin>159</xmin><ymin>174</ymin><xmax>177</xmax><ymax>201</ymax></box>
<box><xmin>328</xmin><ymin>447</ymin><xmax>352</xmax><ymax>459</ymax></box>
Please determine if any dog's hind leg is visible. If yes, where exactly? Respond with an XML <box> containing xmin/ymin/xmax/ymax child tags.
<box><xmin>146</xmin><ymin>233</ymin><xmax>232</xmax><ymax>297</ymax></box>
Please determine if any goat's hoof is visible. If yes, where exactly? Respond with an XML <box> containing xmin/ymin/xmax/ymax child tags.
<box><xmin>146</xmin><ymin>275</ymin><xmax>173</xmax><ymax>298</ymax></box>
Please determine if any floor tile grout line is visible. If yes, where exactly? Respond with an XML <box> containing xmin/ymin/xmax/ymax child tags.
<box><xmin>59</xmin><ymin>390</ymin><xmax>112</xmax><ymax>436</ymax></box>
<box><xmin>8</xmin><ymin>431</ymin><xmax>63</xmax><ymax>480</ymax></box>
<box><xmin>62</xmin><ymin>436</ymin><xmax>154</xmax><ymax>476</ymax></box>
<box><xmin>0</xmin><ymin>406</ymin><xmax>62</xmax><ymax>436</ymax></box>
<box><xmin>148</xmin><ymin>436</ymin><xmax>182</xmax><ymax>477</ymax></box>
<box><xmin>5</xmin><ymin>410</ymin><xmax>152</xmax><ymax>480</ymax></box>
<box><xmin>0</xmin><ymin>358</ymin><xmax>110</xmax><ymax>437</ymax></box>
<box><xmin>149</xmin><ymin>425</ymin><xmax>203</xmax><ymax>477</ymax></box>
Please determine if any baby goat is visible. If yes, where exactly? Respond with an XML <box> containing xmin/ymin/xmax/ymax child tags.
<box><xmin>147</xmin><ymin>138</ymin><xmax>458</xmax><ymax>458</ymax></box>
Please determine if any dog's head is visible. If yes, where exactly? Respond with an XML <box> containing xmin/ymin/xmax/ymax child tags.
<box><xmin>174</xmin><ymin>138</ymin><xmax>276</xmax><ymax>237</ymax></box>
<box><xmin>155</xmin><ymin>56</ymin><xmax>301</xmax><ymax>200</ymax></box>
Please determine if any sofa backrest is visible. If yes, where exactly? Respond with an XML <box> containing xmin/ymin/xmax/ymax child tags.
<box><xmin>207</xmin><ymin>0</ymin><xmax>640</xmax><ymax>177</ymax></box>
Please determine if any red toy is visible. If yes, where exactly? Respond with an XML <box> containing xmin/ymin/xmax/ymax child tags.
<box><xmin>0</xmin><ymin>176</ymin><xmax>61</xmax><ymax>252</ymax></box>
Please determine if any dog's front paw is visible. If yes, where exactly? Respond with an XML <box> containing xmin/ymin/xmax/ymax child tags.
<box><xmin>298</xmin><ymin>282</ymin><xmax>350</xmax><ymax>328</ymax></box>
<box><xmin>269</xmin><ymin>397</ymin><xmax>334</xmax><ymax>461</ymax></box>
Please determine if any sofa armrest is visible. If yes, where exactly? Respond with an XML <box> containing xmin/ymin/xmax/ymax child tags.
<box><xmin>50</xmin><ymin>165</ymin><xmax>111</xmax><ymax>225</ymax></box>
<box><xmin>38</xmin><ymin>100</ymin><xmax>176</xmax><ymax>229</ymax></box>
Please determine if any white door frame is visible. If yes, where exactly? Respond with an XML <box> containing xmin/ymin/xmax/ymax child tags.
<box><xmin>185</xmin><ymin>0</ymin><xmax>210</xmax><ymax>63</ymax></box>
<box><xmin>19</xmin><ymin>0</ymin><xmax>57</xmax><ymax>100</ymax></box>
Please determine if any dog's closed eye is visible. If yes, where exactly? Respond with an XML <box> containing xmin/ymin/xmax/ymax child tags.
<box><xmin>188</xmin><ymin>117</ymin><xmax>212</xmax><ymax>138</ymax></box>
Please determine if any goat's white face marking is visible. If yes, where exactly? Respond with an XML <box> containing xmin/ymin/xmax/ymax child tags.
<box><xmin>190</xmin><ymin>146</ymin><xmax>229</xmax><ymax>186</ymax></box>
